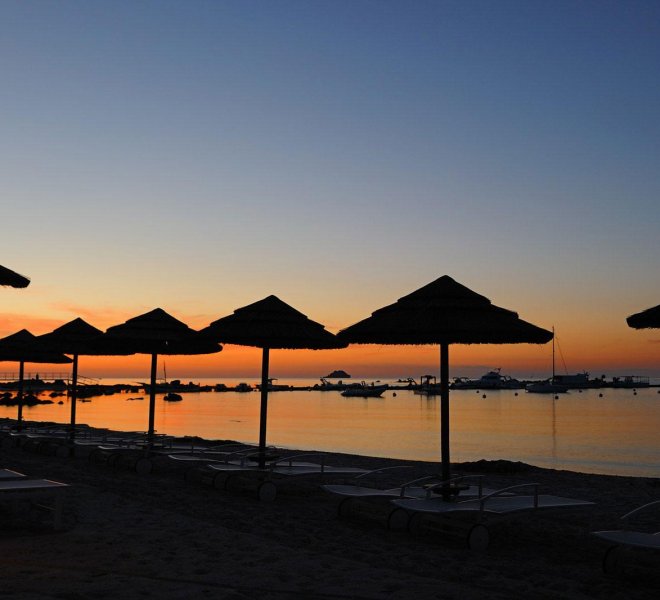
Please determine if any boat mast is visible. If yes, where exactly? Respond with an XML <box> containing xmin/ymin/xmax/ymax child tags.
<box><xmin>551</xmin><ymin>326</ymin><xmax>555</xmax><ymax>381</ymax></box>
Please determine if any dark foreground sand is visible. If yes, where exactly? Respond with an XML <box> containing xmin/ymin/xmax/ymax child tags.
<box><xmin>1</xmin><ymin>426</ymin><xmax>659</xmax><ymax>600</ymax></box>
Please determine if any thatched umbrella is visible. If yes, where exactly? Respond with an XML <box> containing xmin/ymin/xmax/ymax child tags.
<box><xmin>0</xmin><ymin>265</ymin><xmax>30</xmax><ymax>288</ymax></box>
<box><xmin>104</xmin><ymin>308</ymin><xmax>222</xmax><ymax>446</ymax></box>
<box><xmin>200</xmin><ymin>295</ymin><xmax>346</xmax><ymax>468</ymax></box>
<box><xmin>626</xmin><ymin>304</ymin><xmax>660</xmax><ymax>329</ymax></box>
<box><xmin>38</xmin><ymin>318</ymin><xmax>135</xmax><ymax>443</ymax></box>
<box><xmin>337</xmin><ymin>275</ymin><xmax>553</xmax><ymax>482</ymax></box>
<box><xmin>0</xmin><ymin>329</ymin><xmax>72</xmax><ymax>430</ymax></box>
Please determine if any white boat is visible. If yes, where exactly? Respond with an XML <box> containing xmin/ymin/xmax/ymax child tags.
<box><xmin>341</xmin><ymin>382</ymin><xmax>388</xmax><ymax>398</ymax></box>
<box><xmin>413</xmin><ymin>375</ymin><xmax>441</xmax><ymax>396</ymax></box>
<box><xmin>451</xmin><ymin>369</ymin><xmax>523</xmax><ymax>390</ymax></box>
<box><xmin>526</xmin><ymin>328</ymin><xmax>567</xmax><ymax>394</ymax></box>
<box><xmin>525</xmin><ymin>380</ymin><xmax>567</xmax><ymax>394</ymax></box>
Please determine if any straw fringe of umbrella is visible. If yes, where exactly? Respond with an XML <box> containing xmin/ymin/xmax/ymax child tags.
<box><xmin>626</xmin><ymin>304</ymin><xmax>660</xmax><ymax>329</ymax></box>
<box><xmin>0</xmin><ymin>265</ymin><xmax>30</xmax><ymax>288</ymax></box>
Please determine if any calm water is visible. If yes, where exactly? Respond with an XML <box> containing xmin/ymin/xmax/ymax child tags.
<box><xmin>3</xmin><ymin>378</ymin><xmax>659</xmax><ymax>478</ymax></box>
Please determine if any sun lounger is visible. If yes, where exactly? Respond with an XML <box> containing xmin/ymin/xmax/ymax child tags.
<box><xmin>0</xmin><ymin>478</ymin><xmax>69</xmax><ymax>529</ymax></box>
<box><xmin>0</xmin><ymin>468</ymin><xmax>26</xmax><ymax>480</ymax></box>
<box><xmin>393</xmin><ymin>483</ymin><xmax>595</xmax><ymax>551</ymax></box>
<box><xmin>593</xmin><ymin>500</ymin><xmax>660</xmax><ymax>574</ymax></box>
<box><xmin>205</xmin><ymin>453</ymin><xmax>368</xmax><ymax>502</ymax></box>
<box><xmin>323</xmin><ymin>471</ymin><xmax>496</xmax><ymax>531</ymax></box>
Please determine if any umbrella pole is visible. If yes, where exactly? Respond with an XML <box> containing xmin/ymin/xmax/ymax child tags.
<box><xmin>69</xmin><ymin>354</ymin><xmax>78</xmax><ymax>444</ymax></box>
<box><xmin>258</xmin><ymin>347</ymin><xmax>270</xmax><ymax>469</ymax></box>
<box><xmin>148</xmin><ymin>353</ymin><xmax>157</xmax><ymax>448</ymax></box>
<box><xmin>16</xmin><ymin>360</ymin><xmax>25</xmax><ymax>432</ymax></box>
<box><xmin>440</xmin><ymin>342</ymin><xmax>450</xmax><ymax>483</ymax></box>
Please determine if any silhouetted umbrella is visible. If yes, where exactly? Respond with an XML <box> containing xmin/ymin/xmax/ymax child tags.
<box><xmin>626</xmin><ymin>304</ymin><xmax>660</xmax><ymax>329</ymax></box>
<box><xmin>337</xmin><ymin>275</ymin><xmax>553</xmax><ymax>482</ymax></box>
<box><xmin>38</xmin><ymin>318</ymin><xmax>134</xmax><ymax>443</ymax></box>
<box><xmin>105</xmin><ymin>309</ymin><xmax>222</xmax><ymax>445</ymax></box>
<box><xmin>200</xmin><ymin>295</ymin><xmax>346</xmax><ymax>467</ymax></box>
<box><xmin>0</xmin><ymin>329</ymin><xmax>72</xmax><ymax>430</ymax></box>
<box><xmin>0</xmin><ymin>265</ymin><xmax>30</xmax><ymax>288</ymax></box>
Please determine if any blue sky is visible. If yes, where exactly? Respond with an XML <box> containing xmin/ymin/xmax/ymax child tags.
<box><xmin>2</xmin><ymin>1</ymin><xmax>659</xmax><ymax>376</ymax></box>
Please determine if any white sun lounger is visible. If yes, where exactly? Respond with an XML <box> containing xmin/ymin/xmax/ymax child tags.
<box><xmin>206</xmin><ymin>453</ymin><xmax>368</xmax><ymax>501</ymax></box>
<box><xmin>323</xmin><ymin>471</ymin><xmax>498</xmax><ymax>531</ymax></box>
<box><xmin>393</xmin><ymin>483</ymin><xmax>595</xmax><ymax>551</ymax></box>
<box><xmin>0</xmin><ymin>468</ymin><xmax>27</xmax><ymax>481</ymax></box>
<box><xmin>593</xmin><ymin>500</ymin><xmax>660</xmax><ymax>574</ymax></box>
<box><xmin>0</xmin><ymin>478</ymin><xmax>69</xmax><ymax>529</ymax></box>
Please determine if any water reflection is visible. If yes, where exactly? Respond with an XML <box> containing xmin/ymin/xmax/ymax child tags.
<box><xmin>1</xmin><ymin>379</ymin><xmax>658</xmax><ymax>477</ymax></box>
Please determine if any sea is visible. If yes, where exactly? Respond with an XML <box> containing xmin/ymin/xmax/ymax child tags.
<box><xmin>2</xmin><ymin>377</ymin><xmax>659</xmax><ymax>478</ymax></box>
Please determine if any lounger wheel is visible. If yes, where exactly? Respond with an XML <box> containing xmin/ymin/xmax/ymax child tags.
<box><xmin>257</xmin><ymin>481</ymin><xmax>277</xmax><ymax>502</ymax></box>
<box><xmin>386</xmin><ymin>508</ymin><xmax>409</xmax><ymax>531</ymax></box>
<box><xmin>603</xmin><ymin>545</ymin><xmax>625</xmax><ymax>575</ymax></box>
<box><xmin>467</xmin><ymin>524</ymin><xmax>490</xmax><ymax>552</ymax></box>
<box><xmin>134</xmin><ymin>457</ymin><xmax>152</xmax><ymax>475</ymax></box>
<box><xmin>106</xmin><ymin>453</ymin><xmax>121</xmax><ymax>467</ymax></box>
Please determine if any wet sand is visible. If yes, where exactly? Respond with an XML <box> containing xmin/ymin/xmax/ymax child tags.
<box><xmin>1</xmin><ymin>425</ymin><xmax>659</xmax><ymax>599</ymax></box>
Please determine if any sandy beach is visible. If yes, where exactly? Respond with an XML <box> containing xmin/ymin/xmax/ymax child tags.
<box><xmin>1</xmin><ymin>425</ymin><xmax>659</xmax><ymax>600</ymax></box>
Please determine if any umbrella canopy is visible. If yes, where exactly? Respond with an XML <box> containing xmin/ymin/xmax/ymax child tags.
<box><xmin>38</xmin><ymin>318</ymin><xmax>134</xmax><ymax>442</ymax></box>
<box><xmin>105</xmin><ymin>308</ymin><xmax>222</xmax><ymax>445</ymax></box>
<box><xmin>200</xmin><ymin>295</ymin><xmax>345</xmax><ymax>467</ymax></box>
<box><xmin>337</xmin><ymin>275</ymin><xmax>553</xmax><ymax>482</ymax></box>
<box><xmin>0</xmin><ymin>265</ymin><xmax>30</xmax><ymax>288</ymax></box>
<box><xmin>626</xmin><ymin>304</ymin><xmax>660</xmax><ymax>329</ymax></box>
<box><xmin>0</xmin><ymin>329</ymin><xmax>72</xmax><ymax>429</ymax></box>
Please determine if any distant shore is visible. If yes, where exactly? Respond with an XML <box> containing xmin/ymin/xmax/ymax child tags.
<box><xmin>1</xmin><ymin>420</ymin><xmax>659</xmax><ymax>599</ymax></box>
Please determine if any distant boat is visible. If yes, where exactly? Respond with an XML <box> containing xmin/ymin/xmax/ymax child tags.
<box><xmin>611</xmin><ymin>375</ymin><xmax>650</xmax><ymax>388</ymax></box>
<box><xmin>341</xmin><ymin>381</ymin><xmax>388</xmax><ymax>398</ymax></box>
<box><xmin>526</xmin><ymin>328</ymin><xmax>567</xmax><ymax>394</ymax></box>
<box><xmin>163</xmin><ymin>392</ymin><xmax>183</xmax><ymax>402</ymax></box>
<box><xmin>317</xmin><ymin>378</ymin><xmax>347</xmax><ymax>391</ymax></box>
<box><xmin>255</xmin><ymin>378</ymin><xmax>292</xmax><ymax>392</ymax></box>
<box><xmin>413</xmin><ymin>374</ymin><xmax>441</xmax><ymax>396</ymax></box>
<box><xmin>452</xmin><ymin>368</ymin><xmax>523</xmax><ymax>390</ymax></box>
<box><xmin>234</xmin><ymin>382</ymin><xmax>253</xmax><ymax>393</ymax></box>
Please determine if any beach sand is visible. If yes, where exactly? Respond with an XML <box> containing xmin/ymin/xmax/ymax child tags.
<box><xmin>1</xmin><ymin>426</ymin><xmax>659</xmax><ymax>599</ymax></box>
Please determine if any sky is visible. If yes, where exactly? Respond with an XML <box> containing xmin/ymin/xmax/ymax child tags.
<box><xmin>1</xmin><ymin>0</ymin><xmax>659</xmax><ymax>380</ymax></box>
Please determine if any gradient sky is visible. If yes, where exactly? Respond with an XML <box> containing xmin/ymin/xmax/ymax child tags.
<box><xmin>2</xmin><ymin>1</ymin><xmax>659</xmax><ymax>380</ymax></box>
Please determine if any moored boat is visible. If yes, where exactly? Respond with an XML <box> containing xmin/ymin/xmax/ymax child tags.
<box><xmin>451</xmin><ymin>368</ymin><xmax>523</xmax><ymax>390</ymax></box>
<box><xmin>341</xmin><ymin>381</ymin><xmax>388</xmax><ymax>397</ymax></box>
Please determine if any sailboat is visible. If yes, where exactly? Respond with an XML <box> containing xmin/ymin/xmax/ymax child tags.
<box><xmin>526</xmin><ymin>328</ymin><xmax>567</xmax><ymax>394</ymax></box>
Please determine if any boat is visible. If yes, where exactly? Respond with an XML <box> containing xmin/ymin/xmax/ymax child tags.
<box><xmin>413</xmin><ymin>375</ymin><xmax>441</xmax><ymax>396</ymax></box>
<box><xmin>234</xmin><ymin>382</ymin><xmax>253</xmax><ymax>393</ymax></box>
<box><xmin>341</xmin><ymin>381</ymin><xmax>388</xmax><ymax>398</ymax></box>
<box><xmin>255</xmin><ymin>378</ymin><xmax>292</xmax><ymax>392</ymax></box>
<box><xmin>451</xmin><ymin>369</ymin><xmax>523</xmax><ymax>390</ymax></box>
<box><xmin>611</xmin><ymin>375</ymin><xmax>650</xmax><ymax>388</ymax></box>
<box><xmin>526</xmin><ymin>328</ymin><xmax>567</xmax><ymax>394</ymax></box>
<box><xmin>163</xmin><ymin>392</ymin><xmax>183</xmax><ymax>402</ymax></box>
<box><xmin>525</xmin><ymin>379</ymin><xmax>567</xmax><ymax>394</ymax></box>
<box><xmin>316</xmin><ymin>378</ymin><xmax>348</xmax><ymax>391</ymax></box>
